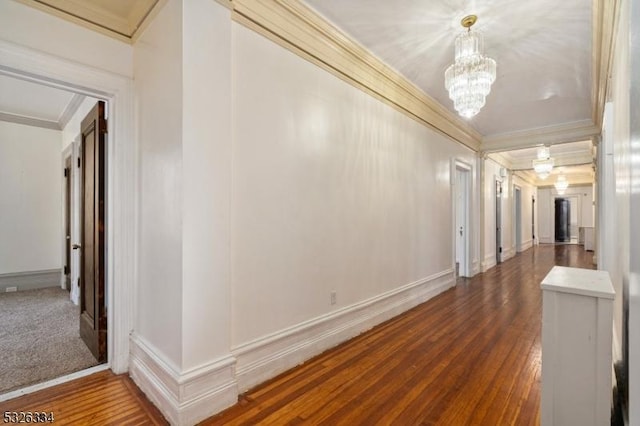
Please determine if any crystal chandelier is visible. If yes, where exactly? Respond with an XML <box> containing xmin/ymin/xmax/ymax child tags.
<box><xmin>445</xmin><ymin>15</ymin><xmax>497</xmax><ymax>118</ymax></box>
<box><xmin>532</xmin><ymin>146</ymin><xmax>554</xmax><ymax>179</ymax></box>
<box><xmin>554</xmin><ymin>174</ymin><xmax>569</xmax><ymax>194</ymax></box>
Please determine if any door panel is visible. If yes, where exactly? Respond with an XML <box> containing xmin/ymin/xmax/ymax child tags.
<box><xmin>79</xmin><ymin>101</ymin><xmax>107</xmax><ymax>363</ymax></box>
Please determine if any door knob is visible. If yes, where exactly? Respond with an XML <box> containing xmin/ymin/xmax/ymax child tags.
<box><xmin>72</xmin><ymin>244</ymin><xmax>81</xmax><ymax>250</ymax></box>
<box><xmin>459</xmin><ymin>227</ymin><xmax>463</xmax><ymax>236</ymax></box>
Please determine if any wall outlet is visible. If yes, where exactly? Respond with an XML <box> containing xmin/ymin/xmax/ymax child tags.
<box><xmin>330</xmin><ymin>291</ymin><xmax>337</xmax><ymax>305</ymax></box>
<box><xmin>6</xmin><ymin>286</ymin><xmax>17</xmax><ymax>292</ymax></box>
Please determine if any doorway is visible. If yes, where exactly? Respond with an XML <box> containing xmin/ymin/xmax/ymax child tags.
<box><xmin>0</xmin><ymin>41</ymin><xmax>134</xmax><ymax>397</ymax></box>
<box><xmin>514</xmin><ymin>186</ymin><xmax>522</xmax><ymax>252</ymax></box>
<box><xmin>454</xmin><ymin>163</ymin><xmax>471</xmax><ymax>277</ymax></box>
<box><xmin>0</xmin><ymin>92</ymin><xmax>107</xmax><ymax>394</ymax></box>
<box><xmin>496</xmin><ymin>179</ymin><xmax>503</xmax><ymax>264</ymax></box>
<box><xmin>554</xmin><ymin>198</ymin><xmax>571</xmax><ymax>242</ymax></box>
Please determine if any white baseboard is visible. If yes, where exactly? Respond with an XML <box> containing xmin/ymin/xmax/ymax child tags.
<box><xmin>503</xmin><ymin>246</ymin><xmax>516</xmax><ymax>261</ymax></box>
<box><xmin>0</xmin><ymin>269</ymin><xmax>61</xmax><ymax>292</ymax></box>
<box><xmin>472</xmin><ymin>259</ymin><xmax>480</xmax><ymax>276</ymax></box>
<box><xmin>521</xmin><ymin>239</ymin><xmax>533</xmax><ymax>251</ymax></box>
<box><xmin>232</xmin><ymin>269</ymin><xmax>454</xmax><ymax>392</ymax></box>
<box><xmin>481</xmin><ymin>254</ymin><xmax>496</xmax><ymax>272</ymax></box>
<box><xmin>129</xmin><ymin>335</ymin><xmax>238</xmax><ymax>426</ymax></box>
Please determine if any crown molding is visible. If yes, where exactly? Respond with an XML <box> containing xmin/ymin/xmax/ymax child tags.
<box><xmin>0</xmin><ymin>93</ymin><xmax>86</xmax><ymax>131</ymax></box>
<box><xmin>0</xmin><ymin>111</ymin><xmax>60</xmax><ymax>130</ymax></box>
<box><xmin>14</xmin><ymin>0</ymin><xmax>165</xmax><ymax>44</ymax></box>
<box><xmin>481</xmin><ymin>120</ymin><xmax>599</xmax><ymax>153</ymax></box>
<box><xmin>57</xmin><ymin>93</ymin><xmax>85</xmax><ymax>129</ymax></box>
<box><xmin>592</xmin><ymin>0</ymin><xmax>619</xmax><ymax>129</ymax></box>
<box><xmin>229</xmin><ymin>0</ymin><xmax>482</xmax><ymax>151</ymax></box>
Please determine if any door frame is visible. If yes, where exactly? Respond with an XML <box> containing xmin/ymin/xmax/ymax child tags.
<box><xmin>552</xmin><ymin>194</ymin><xmax>580</xmax><ymax>243</ymax></box>
<box><xmin>0</xmin><ymin>40</ymin><xmax>135</xmax><ymax>374</ymax></box>
<box><xmin>495</xmin><ymin>178</ymin><xmax>503</xmax><ymax>264</ymax></box>
<box><xmin>514</xmin><ymin>185</ymin><xmax>522</xmax><ymax>252</ymax></box>
<box><xmin>451</xmin><ymin>159</ymin><xmax>473</xmax><ymax>278</ymax></box>
<box><xmin>61</xmin><ymin>145</ymin><xmax>73</xmax><ymax>291</ymax></box>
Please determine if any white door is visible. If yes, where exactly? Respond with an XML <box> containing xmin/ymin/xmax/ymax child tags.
<box><xmin>455</xmin><ymin>166</ymin><xmax>470</xmax><ymax>277</ymax></box>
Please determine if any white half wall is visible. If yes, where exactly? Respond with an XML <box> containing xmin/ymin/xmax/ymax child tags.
<box><xmin>0</xmin><ymin>121</ymin><xmax>62</xmax><ymax>275</ymax></box>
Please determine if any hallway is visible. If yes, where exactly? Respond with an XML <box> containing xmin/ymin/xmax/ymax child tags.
<box><xmin>0</xmin><ymin>245</ymin><xmax>594</xmax><ymax>425</ymax></box>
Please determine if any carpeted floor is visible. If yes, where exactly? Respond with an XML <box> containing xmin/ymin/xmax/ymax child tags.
<box><xmin>0</xmin><ymin>287</ymin><xmax>99</xmax><ymax>394</ymax></box>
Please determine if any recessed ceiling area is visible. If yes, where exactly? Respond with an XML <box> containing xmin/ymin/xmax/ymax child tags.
<box><xmin>14</xmin><ymin>0</ymin><xmax>161</xmax><ymax>41</ymax></box>
<box><xmin>0</xmin><ymin>74</ymin><xmax>85</xmax><ymax>130</ymax></box>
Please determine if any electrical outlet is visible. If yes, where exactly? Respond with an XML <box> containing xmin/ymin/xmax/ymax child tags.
<box><xmin>330</xmin><ymin>291</ymin><xmax>337</xmax><ymax>305</ymax></box>
<box><xmin>6</xmin><ymin>286</ymin><xmax>17</xmax><ymax>292</ymax></box>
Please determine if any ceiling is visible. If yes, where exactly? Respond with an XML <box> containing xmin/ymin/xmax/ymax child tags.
<box><xmin>0</xmin><ymin>74</ymin><xmax>85</xmax><ymax>130</ymax></box>
<box><xmin>301</xmin><ymin>0</ymin><xmax>596</xmax><ymax>186</ymax></box>
<box><xmin>304</xmin><ymin>0</ymin><xmax>593</xmax><ymax>139</ymax></box>
<box><xmin>8</xmin><ymin>0</ymin><xmax>598</xmax><ymax>185</ymax></box>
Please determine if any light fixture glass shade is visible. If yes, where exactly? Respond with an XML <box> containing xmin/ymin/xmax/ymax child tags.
<box><xmin>555</xmin><ymin>175</ymin><xmax>569</xmax><ymax>193</ymax></box>
<box><xmin>445</xmin><ymin>26</ymin><xmax>496</xmax><ymax>118</ymax></box>
<box><xmin>533</xmin><ymin>158</ymin><xmax>554</xmax><ymax>179</ymax></box>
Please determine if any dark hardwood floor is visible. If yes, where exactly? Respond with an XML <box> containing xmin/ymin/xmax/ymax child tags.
<box><xmin>0</xmin><ymin>245</ymin><xmax>594</xmax><ymax>425</ymax></box>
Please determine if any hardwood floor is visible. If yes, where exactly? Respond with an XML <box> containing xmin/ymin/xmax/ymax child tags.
<box><xmin>0</xmin><ymin>245</ymin><xmax>594</xmax><ymax>425</ymax></box>
<box><xmin>0</xmin><ymin>371</ymin><xmax>166</xmax><ymax>425</ymax></box>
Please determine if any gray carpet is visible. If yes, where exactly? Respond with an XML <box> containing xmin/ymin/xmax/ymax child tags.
<box><xmin>0</xmin><ymin>287</ymin><xmax>99</xmax><ymax>394</ymax></box>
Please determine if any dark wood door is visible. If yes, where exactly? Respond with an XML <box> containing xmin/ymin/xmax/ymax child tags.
<box><xmin>79</xmin><ymin>101</ymin><xmax>107</xmax><ymax>363</ymax></box>
<box><xmin>555</xmin><ymin>198</ymin><xmax>571</xmax><ymax>242</ymax></box>
<box><xmin>64</xmin><ymin>157</ymin><xmax>71</xmax><ymax>291</ymax></box>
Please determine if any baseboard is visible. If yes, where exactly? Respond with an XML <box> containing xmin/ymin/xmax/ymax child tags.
<box><xmin>472</xmin><ymin>259</ymin><xmax>480</xmax><ymax>276</ymax></box>
<box><xmin>232</xmin><ymin>269</ymin><xmax>454</xmax><ymax>392</ymax></box>
<box><xmin>481</xmin><ymin>254</ymin><xmax>496</xmax><ymax>272</ymax></box>
<box><xmin>503</xmin><ymin>247</ymin><xmax>516</xmax><ymax>260</ymax></box>
<box><xmin>520</xmin><ymin>239</ymin><xmax>533</xmax><ymax>251</ymax></box>
<box><xmin>0</xmin><ymin>269</ymin><xmax>61</xmax><ymax>292</ymax></box>
<box><xmin>129</xmin><ymin>335</ymin><xmax>238</xmax><ymax>426</ymax></box>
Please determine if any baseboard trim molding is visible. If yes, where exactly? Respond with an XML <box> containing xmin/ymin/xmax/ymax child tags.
<box><xmin>481</xmin><ymin>254</ymin><xmax>496</xmax><ymax>273</ymax></box>
<box><xmin>129</xmin><ymin>335</ymin><xmax>238</xmax><ymax>426</ymax></box>
<box><xmin>521</xmin><ymin>239</ymin><xmax>534</xmax><ymax>252</ymax></box>
<box><xmin>503</xmin><ymin>247</ymin><xmax>517</xmax><ymax>261</ymax></box>
<box><xmin>0</xmin><ymin>269</ymin><xmax>61</xmax><ymax>292</ymax></box>
<box><xmin>232</xmin><ymin>269</ymin><xmax>454</xmax><ymax>392</ymax></box>
<box><xmin>472</xmin><ymin>260</ymin><xmax>480</xmax><ymax>276</ymax></box>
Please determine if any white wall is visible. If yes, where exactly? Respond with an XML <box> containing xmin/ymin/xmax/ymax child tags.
<box><xmin>231</xmin><ymin>24</ymin><xmax>477</xmax><ymax>346</ymax></box>
<box><xmin>629</xmin><ymin>0</ymin><xmax>640</xmax><ymax>420</ymax></box>
<box><xmin>537</xmin><ymin>185</ymin><xmax>594</xmax><ymax>244</ymax></box>
<box><xmin>0</xmin><ymin>1</ymin><xmax>132</xmax><ymax>78</ymax></box>
<box><xmin>134</xmin><ymin>0</ymin><xmax>184</xmax><ymax>368</ymax></box>
<box><xmin>0</xmin><ymin>121</ymin><xmax>62</xmax><ymax>274</ymax></box>
<box><xmin>482</xmin><ymin>159</ymin><xmax>509</xmax><ymax>270</ymax></box>
<box><xmin>601</xmin><ymin>0</ymin><xmax>640</xmax><ymax>421</ymax></box>
<box><xmin>181</xmin><ymin>0</ymin><xmax>232</xmax><ymax>371</ymax></box>
<box><xmin>134</xmin><ymin>0</ymin><xmax>234</xmax><ymax>373</ymax></box>
<box><xmin>513</xmin><ymin>174</ymin><xmax>536</xmax><ymax>251</ymax></box>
